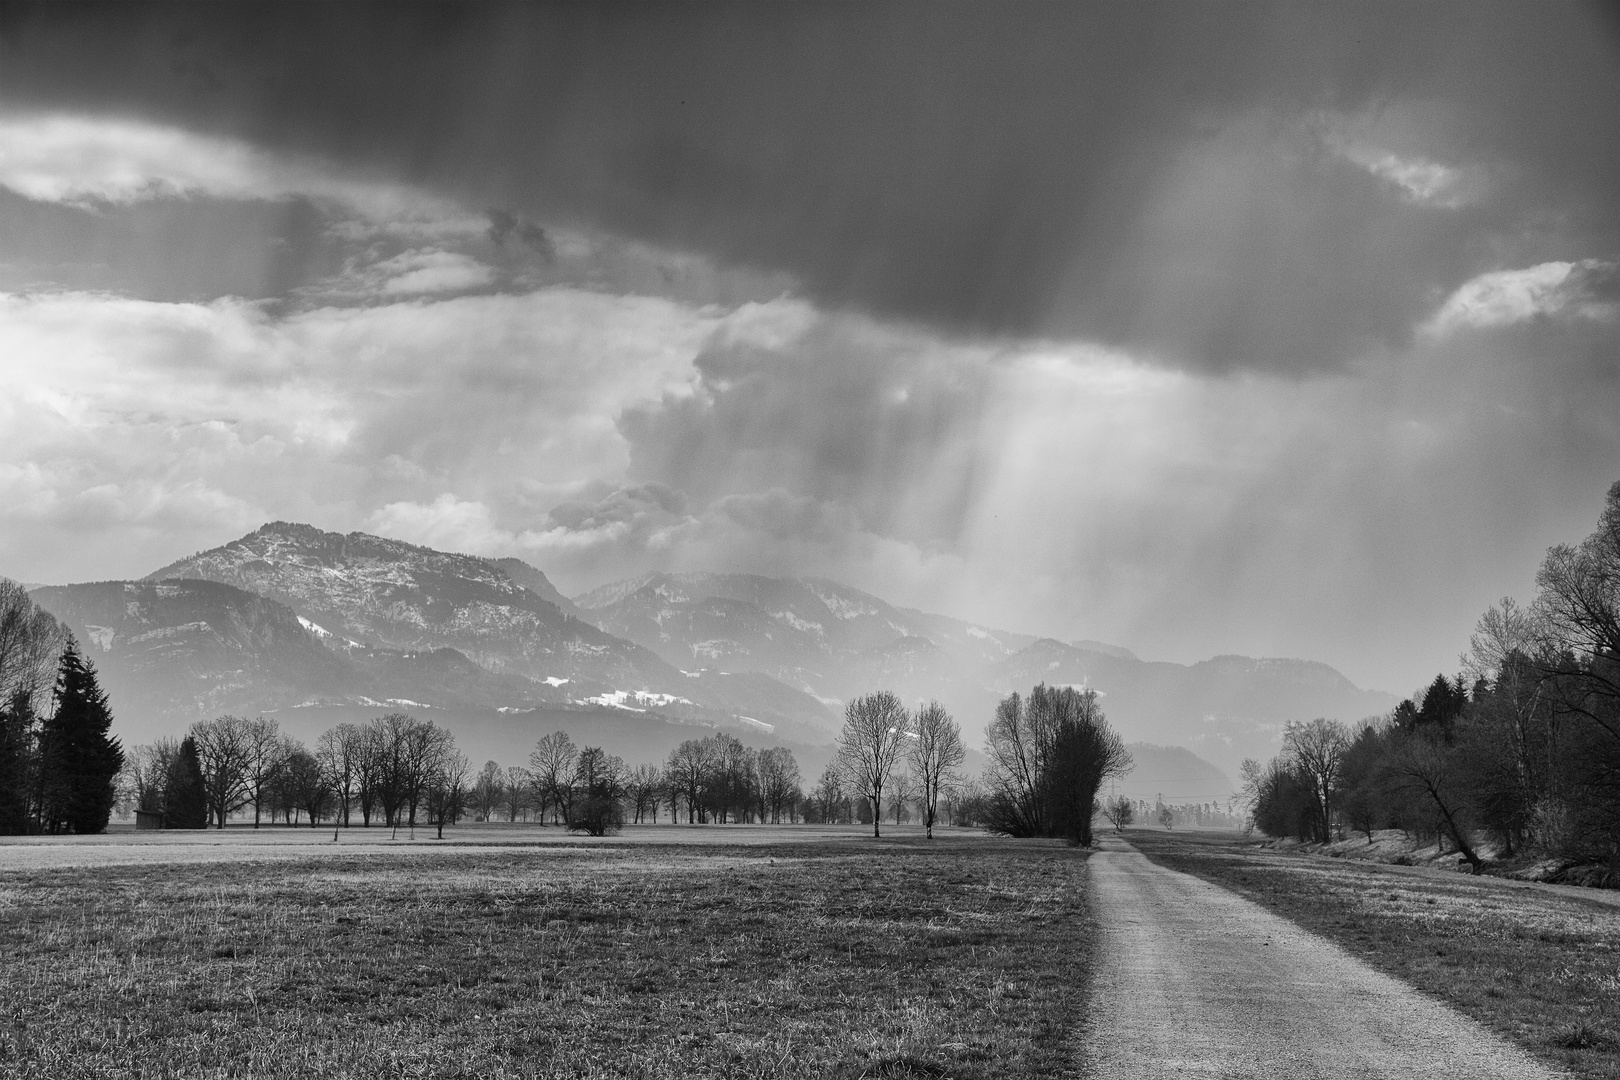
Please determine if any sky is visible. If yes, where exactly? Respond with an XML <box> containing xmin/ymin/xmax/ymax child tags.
<box><xmin>0</xmin><ymin>2</ymin><xmax>1617</xmax><ymax>696</ymax></box>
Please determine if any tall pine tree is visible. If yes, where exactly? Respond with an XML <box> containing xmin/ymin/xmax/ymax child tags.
<box><xmin>37</xmin><ymin>640</ymin><xmax>122</xmax><ymax>834</ymax></box>
<box><xmin>163</xmin><ymin>735</ymin><xmax>209</xmax><ymax>829</ymax></box>
<box><xmin>0</xmin><ymin>689</ymin><xmax>38</xmax><ymax>835</ymax></box>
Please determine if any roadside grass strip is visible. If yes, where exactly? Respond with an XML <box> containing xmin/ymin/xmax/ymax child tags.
<box><xmin>0</xmin><ymin>838</ymin><xmax>1093</xmax><ymax>1079</ymax></box>
<box><xmin>1131</xmin><ymin>830</ymin><xmax>1620</xmax><ymax>1080</ymax></box>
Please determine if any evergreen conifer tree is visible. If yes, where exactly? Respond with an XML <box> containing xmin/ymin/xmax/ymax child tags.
<box><xmin>163</xmin><ymin>735</ymin><xmax>209</xmax><ymax>829</ymax></box>
<box><xmin>37</xmin><ymin>640</ymin><xmax>123</xmax><ymax>834</ymax></box>
<box><xmin>0</xmin><ymin>689</ymin><xmax>39</xmax><ymax>835</ymax></box>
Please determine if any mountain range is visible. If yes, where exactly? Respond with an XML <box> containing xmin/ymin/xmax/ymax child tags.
<box><xmin>573</xmin><ymin>571</ymin><xmax>1395</xmax><ymax>773</ymax></box>
<box><xmin>20</xmin><ymin>521</ymin><xmax>1399</xmax><ymax>778</ymax></box>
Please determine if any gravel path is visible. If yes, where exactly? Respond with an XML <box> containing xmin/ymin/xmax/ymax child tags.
<box><xmin>1084</xmin><ymin>836</ymin><xmax>1568</xmax><ymax>1079</ymax></box>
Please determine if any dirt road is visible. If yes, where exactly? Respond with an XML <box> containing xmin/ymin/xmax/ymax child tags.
<box><xmin>1083</xmin><ymin>837</ymin><xmax>1566</xmax><ymax>1079</ymax></box>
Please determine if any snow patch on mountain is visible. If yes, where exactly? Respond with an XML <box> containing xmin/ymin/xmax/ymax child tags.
<box><xmin>773</xmin><ymin>610</ymin><xmax>823</xmax><ymax>635</ymax></box>
<box><xmin>808</xmin><ymin>583</ymin><xmax>876</xmax><ymax>620</ymax></box>
<box><xmin>576</xmin><ymin>689</ymin><xmax>694</xmax><ymax>712</ymax></box>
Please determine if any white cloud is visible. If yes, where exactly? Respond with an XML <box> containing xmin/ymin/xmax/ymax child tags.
<box><xmin>0</xmin><ymin>286</ymin><xmax>720</xmax><ymax>581</ymax></box>
<box><xmin>1355</xmin><ymin>151</ymin><xmax>1475</xmax><ymax>207</ymax></box>
<box><xmin>0</xmin><ymin>111</ymin><xmax>460</xmax><ymax>222</ymax></box>
<box><xmin>0</xmin><ymin>279</ymin><xmax>1614</xmax><ymax>697</ymax></box>
<box><xmin>1319</xmin><ymin>119</ymin><xmax>1485</xmax><ymax>209</ymax></box>
<box><xmin>1424</xmin><ymin>259</ymin><xmax>1618</xmax><ymax>336</ymax></box>
<box><xmin>373</xmin><ymin>250</ymin><xmax>496</xmax><ymax>295</ymax></box>
<box><xmin>367</xmin><ymin>493</ymin><xmax>505</xmax><ymax>553</ymax></box>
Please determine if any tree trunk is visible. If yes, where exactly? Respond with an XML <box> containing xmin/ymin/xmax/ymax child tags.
<box><xmin>1437</xmin><ymin>806</ymin><xmax>1484</xmax><ymax>873</ymax></box>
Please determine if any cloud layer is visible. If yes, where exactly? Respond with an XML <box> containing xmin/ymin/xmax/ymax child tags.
<box><xmin>0</xmin><ymin>7</ymin><xmax>1616</xmax><ymax>696</ymax></box>
<box><xmin>3</xmin><ymin>4</ymin><xmax>1618</xmax><ymax>368</ymax></box>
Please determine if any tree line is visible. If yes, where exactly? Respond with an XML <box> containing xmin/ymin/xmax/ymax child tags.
<box><xmin>1245</xmin><ymin>480</ymin><xmax>1620</xmax><ymax>874</ymax></box>
<box><xmin>0</xmin><ymin>582</ymin><xmax>123</xmax><ymax>835</ymax></box>
<box><xmin>119</xmin><ymin>703</ymin><xmax>981</xmax><ymax>837</ymax></box>
<box><xmin>126</xmin><ymin>711</ymin><xmax>473</xmax><ymax>838</ymax></box>
<box><xmin>468</xmin><ymin>730</ymin><xmax>806</xmax><ymax>835</ymax></box>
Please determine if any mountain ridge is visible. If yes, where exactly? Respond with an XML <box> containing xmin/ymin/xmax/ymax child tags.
<box><xmin>571</xmin><ymin>571</ymin><xmax>1398</xmax><ymax>775</ymax></box>
<box><xmin>148</xmin><ymin>521</ymin><xmax>677</xmax><ymax>689</ymax></box>
<box><xmin>25</xmin><ymin>522</ymin><xmax>1398</xmax><ymax>778</ymax></box>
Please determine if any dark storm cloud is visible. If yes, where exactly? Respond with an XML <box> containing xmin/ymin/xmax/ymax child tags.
<box><xmin>4</xmin><ymin>2</ymin><xmax>1616</xmax><ymax>371</ymax></box>
<box><xmin>486</xmin><ymin>210</ymin><xmax>555</xmax><ymax>264</ymax></box>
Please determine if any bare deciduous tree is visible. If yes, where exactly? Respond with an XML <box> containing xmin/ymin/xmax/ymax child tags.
<box><xmin>123</xmin><ymin>739</ymin><xmax>180</xmax><ymax>815</ymax></box>
<box><xmin>472</xmin><ymin>759</ymin><xmax>504</xmax><ymax>822</ymax></box>
<box><xmin>908</xmin><ymin>700</ymin><xmax>965</xmax><ymax>839</ymax></box>
<box><xmin>984</xmin><ymin>685</ymin><xmax>1131</xmax><ymax>845</ymax></box>
<box><xmin>666</xmin><ymin>738</ymin><xmax>714</xmax><ymax>824</ymax></box>
<box><xmin>1282</xmin><ymin>718</ymin><xmax>1350</xmax><ymax>843</ymax></box>
<box><xmin>1384</xmin><ymin>727</ymin><xmax>1485</xmax><ymax>872</ymax></box>
<box><xmin>570</xmin><ymin>746</ymin><xmax>626</xmax><ymax>835</ymax></box>
<box><xmin>887</xmin><ymin>769</ymin><xmax>915</xmax><ymax>825</ymax></box>
<box><xmin>625</xmin><ymin>762</ymin><xmax>664</xmax><ymax>824</ymax></box>
<box><xmin>1103</xmin><ymin>794</ymin><xmax>1133</xmax><ymax>833</ymax></box>
<box><xmin>190</xmin><ymin>714</ymin><xmax>254</xmax><ymax>828</ymax></box>
<box><xmin>281</xmin><ymin>747</ymin><xmax>332</xmax><ymax>827</ymax></box>
<box><xmin>808</xmin><ymin>763</ymin><xmax>848</xmax><ymax>824</ymax></box>
<box><xmin>0</xmin><ymin>580</ymin><xmax>65</xmax><ymax>715</ymax></box>
<box><xmin>836</xmin><ymin>690</ymin><xmax>908</xmax><ymax>839</ymax></box>
<box><xmin>530</xmin><ymin>730</ymin><xmax>579</xmax><ymax>825</ymax></box>
<box><xmin>240</xmin><ymin>717</ymin><xmax>296</xmax><ymax>828</ymax></box>
<box><xmin>316</xmin><ymin>723</ymin><xmax>364</xmax><ymax>827</ymax></box>
<box><xmin>424</xmin><ymin>747</ymin><xmax>472</xmax><ymax>839</ymax></box>
<box><xmin>503</xmin><ymin>765</ymin><xmax>531</xmax><ymax>821</ymax></box>
<box><xmin>757</xmin><ymin>747</ymin><xmax>802</xmax><ymax>824</ymax></box>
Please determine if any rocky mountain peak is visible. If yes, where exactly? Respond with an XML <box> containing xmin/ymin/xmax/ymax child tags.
<box><xmin>145</xmin><ymin>522</ymin><xmax>676</xmax><ymax>691</ymax></box>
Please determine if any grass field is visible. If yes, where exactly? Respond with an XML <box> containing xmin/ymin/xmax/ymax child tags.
<box><xmin>0</xmin><ymin>828</ymin><xmax>1094</xmax><ymax>1079</ymax></box>
<box><xmin>1129</xmin><ymin>828</ymin><xmax>1620</xmax><ymax>1080</ymax></box>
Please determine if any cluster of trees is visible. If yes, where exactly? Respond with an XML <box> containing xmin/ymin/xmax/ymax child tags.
<box><xmin>1246</xmin><ymin>480</ymin><xmax>1620</xmax><ymax>872</ymax></box>
<box><xmin>833</xmin><ymin>692</ymin><xmax>967</xmax><ymax>838</ymax></box>
<box><xmin>980</xmin><ymin>683</ymin><xmax>1131</xmax><ymax>846</ymax></box>
<box><xmin>127</xmin><ymin>712</ymin><xmax>472</xmax><ymax>838</ymax></box>
<box><xmin>1103</xmin><ymin>796</ymin><xmax>1240</xmax><ymax>832</ymax></box>
<box><xmin>467</xmin><ymin>730</ymin><xmax>806</xmax><ymax>835</ymax></box>
<box><xmin>0</xmin><ymin>582</ymin><xmax>123</xmax><ymax>835</ymax></box>
<box><xmin>455</xmin><ymin>696</ymin><xmax>975</xmax><ymax>839</ymax></box>
<box><xmin>120</xmin><ymin>705</ymin><xmax>987</xmax><ymax>838</ymax></box>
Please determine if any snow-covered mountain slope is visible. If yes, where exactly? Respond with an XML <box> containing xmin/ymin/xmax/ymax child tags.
<box><xmin>29</xmin><ymin>578</ymin><xmax>569</xmax><ymax>740</ymax></box>
<box><xmin>576</xmin><ymin>571</ymin><xmax>1398</xmax><ymax>775</ymax></box>
<box><xmin>574</xmin><ymin>571</ymin><xmax>1035</xmax><ymax>693</ymax></box>
<box><xmin>488</xmin><ymin>557</ymin><xmax>582</xmax><ymax>620</ymax></box>
<box><xmin>110</xmin><ymin>524</ymin><xmax>839</xmax><ymax>741</ymax></box>
<box><xmin>149</xmin><ymin>522</ymin><xmax>676</xmax><ymax>689</ymax></box>
<box><xmin>32</xmin><ymin>523</ymin><xmax>1395</xmax><ymax>764</ymax></box>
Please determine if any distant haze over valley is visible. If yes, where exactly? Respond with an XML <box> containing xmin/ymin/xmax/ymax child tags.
<box><xmin>24</xmin><ymin>521</ymin><xmax>1395</xmax><ymax>785</ymax></box>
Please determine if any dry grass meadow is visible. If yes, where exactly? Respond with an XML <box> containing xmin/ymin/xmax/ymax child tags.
<box><xmin>0</xmin><ymin>826</ymin><xmax>1094</xmax><ymax>1079</ymax></box>
<box><xmin>1130</xmin><ymin>828</ymin><xmax>1620</xmax><ymax>1080</ymax></box>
